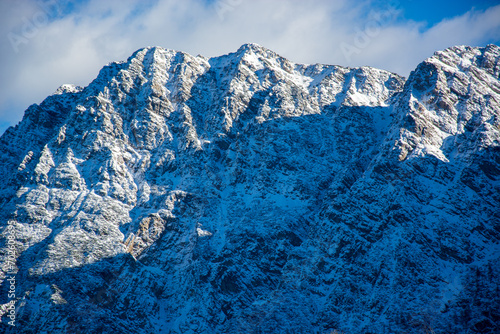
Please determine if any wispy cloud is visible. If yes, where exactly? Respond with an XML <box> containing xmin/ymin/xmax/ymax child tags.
<box><xmin>1</xmin><ymin>0</ymin><xmax>499</xmax><ymax>134</ymax></box>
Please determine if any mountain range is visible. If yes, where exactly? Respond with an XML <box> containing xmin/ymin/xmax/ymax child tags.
<box><xmin>0</xmin><ymin>43</ymin><xmax>499</xmax><ymax>333</ymax></box>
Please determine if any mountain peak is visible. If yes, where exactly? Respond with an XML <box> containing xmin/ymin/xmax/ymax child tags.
<box><xmin>426</xmin><ymin>44</ymin><xmax>500</xmax><ymax>74</ymax></box>
<box><xmin>234</xmin><ymin>42</ymin><xmax>280</xmax><ymax>60</ymax></box>
<box><xmin>52</xmin><ymin>84</ymin><xmax>83</xmax><ymax>95</ymax></box>
<box><xmin>237</xmin><ymin>42</ymin><xmax>266</xmax><ymax>53</ymax></box>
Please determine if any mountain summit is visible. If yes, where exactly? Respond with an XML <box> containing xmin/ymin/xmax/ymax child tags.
<box><xmin>0</xmin><ymin>44</ymin><xmax>499</xmax><ymax>333</ymax></box>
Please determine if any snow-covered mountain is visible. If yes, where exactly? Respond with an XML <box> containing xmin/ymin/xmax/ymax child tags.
<box><xmin>0</xmin><ymin>43</ymin><xmax>499</xmax><ymax>333</ymax></box>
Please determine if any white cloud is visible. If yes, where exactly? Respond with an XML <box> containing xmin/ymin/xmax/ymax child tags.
<box><xmin>1</xmin><ymin>0</ymin><xmax>499</xmax><ymax>134</ymax></box>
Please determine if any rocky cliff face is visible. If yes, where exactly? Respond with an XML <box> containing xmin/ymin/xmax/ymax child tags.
<box><xmin>0</xmin><ymin>43</ymin><xmax>499</xmax><ymax>333</ymax></box>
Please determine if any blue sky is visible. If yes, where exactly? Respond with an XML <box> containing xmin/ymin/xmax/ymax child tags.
<box><xmin>356</xmin><ymin>0</ymin><xmax>493</xmax><ymax>24</ymax></box>
<box><xmin>1</xmin><ymin>0</ymin><xmax>500</xmax><ymax>135</ymax></box>
<box><xmin>396</xmin><ymin>0</ymin><xmax>500</xmax><ymax>26</ymax></box>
